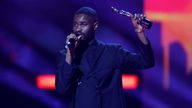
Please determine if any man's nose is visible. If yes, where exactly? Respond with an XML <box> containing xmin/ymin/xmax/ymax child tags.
<box><xmin>75</xmin><ymin>25</ymin><xmax>82</xmax><ymax>32</ymax></box>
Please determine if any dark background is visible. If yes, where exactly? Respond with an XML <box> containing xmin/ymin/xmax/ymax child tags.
<box><xmin>1</xmin><ymin>0</ymin><xmax>192</xmax><ymax>108</ymax></box>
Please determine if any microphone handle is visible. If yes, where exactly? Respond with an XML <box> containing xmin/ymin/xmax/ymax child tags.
<box><xmin>65</xmin><ymin>38</ymin><xmax>76</xmax><ymax>49</ymax></box>
<box><xmin>65</xmin><ymin>33</ymin><xmax>82</xmax><ymax>49</ymax></box>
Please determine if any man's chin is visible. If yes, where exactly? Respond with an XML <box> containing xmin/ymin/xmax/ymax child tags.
<box><xmin>80</xmin><ymin>36</ymin><xmax>88</xmax><ymax>41</ymax></box>
<box><xmin>80</xmin><ymin>38</ymin><xmax>91</xmax><ymax>43</ymax></box>
<box><xmin>79</xmin><ymin>35</ymin><xmax>93</xmax><ymax>43</ymax></box>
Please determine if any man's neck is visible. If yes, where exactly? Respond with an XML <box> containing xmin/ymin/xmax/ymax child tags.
<box><xmin>88</xmin><ymin>38</ymin><xmax>96</xmax><ymax>45</ymax></box>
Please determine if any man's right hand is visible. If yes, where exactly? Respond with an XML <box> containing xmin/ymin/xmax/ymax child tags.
<box><xmin>65</xmin><ymin>33</ymin><xmax>81</xmax><ymax>64</ymax></box>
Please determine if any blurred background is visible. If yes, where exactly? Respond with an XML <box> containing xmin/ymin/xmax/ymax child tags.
<box><xmin>1</xmin><ymin>0</ymin><xmax>192</xmax><ymax>108</ymax></box>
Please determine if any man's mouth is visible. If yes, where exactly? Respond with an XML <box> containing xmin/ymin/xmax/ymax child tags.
<box><xmin>75</xmin><ymin>32</ymin><xmax>83</xmax><ymax>37</ymax></box>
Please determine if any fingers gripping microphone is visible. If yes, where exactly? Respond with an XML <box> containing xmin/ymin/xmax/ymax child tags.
<box><xmin>65</xmin><ymin>33</ymin><xmax>81</xmax><ymax>49</ymax></box>
<box><xmin>65</xmin><ymin>38</ymin><xmax>76</xmax><ymax>49</ymax></box>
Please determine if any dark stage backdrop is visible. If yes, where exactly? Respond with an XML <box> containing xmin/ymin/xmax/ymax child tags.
<box><xmin>0</xmin><ymin>0</ymin><xmax>192</xmax><ymax>108</ymax></box>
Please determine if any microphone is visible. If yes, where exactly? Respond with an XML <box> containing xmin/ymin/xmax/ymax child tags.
<box><xmin>65</xmin><ymin>38</ymin><xmax>76</xmax><ymax>49</ymax></box>
<box><xmin>65</xmin><ymin>33</ymin><xmax>81</xmax><ymax>49</ymax></box>
<box><xmin>111</xmin><ymin>6</ymin><xmax>152</xmax><ymax>29</ymax></box>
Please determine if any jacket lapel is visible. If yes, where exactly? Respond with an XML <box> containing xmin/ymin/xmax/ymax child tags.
<box><xmin>85</xmin><ymin>41</ymin><xmax>105</xmax><ymax>79</ymax></box>
<box><xmin>78</xmin><ymin>41</ymin><xmax>105</xmax><ymax>77</ymax></box>
<box><xmin>90</xmin><ymin>41</ymin><xmax>105</xmax><ymax>68</ymax></box>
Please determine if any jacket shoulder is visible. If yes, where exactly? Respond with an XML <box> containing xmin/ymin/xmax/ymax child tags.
<box><xmin>104</xmin><ymin>43</ymin><xmax>122</xmax><ymax>51</ymax></box>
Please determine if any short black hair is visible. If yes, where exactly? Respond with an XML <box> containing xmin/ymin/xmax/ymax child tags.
<box><xmin>75</xmin><ymin>7</ymin><xmax>98</xmax><ymax>20</ymax></box>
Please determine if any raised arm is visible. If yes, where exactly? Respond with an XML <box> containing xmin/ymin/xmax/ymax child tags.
<box><xmin>115</xmin><ymin>14</ymin><xmax>155</xmax><ymax>70</ymax></box>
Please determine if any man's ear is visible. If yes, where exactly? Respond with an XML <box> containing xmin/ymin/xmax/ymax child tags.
<box><xmin>94</xmin><ymin>21</ymin><xmax>99</xmax><ymax>30</ymax></box>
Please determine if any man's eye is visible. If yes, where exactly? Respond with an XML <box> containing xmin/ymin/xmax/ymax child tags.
<box><xmin>73</xmin><ymin>23</ymin><xmax>77</xmax><ymax>26</ymax></box>
<box><xmin>81</xmin><ymin>23</ymin><xmax>87</xmax><ymax>26</ymax></box>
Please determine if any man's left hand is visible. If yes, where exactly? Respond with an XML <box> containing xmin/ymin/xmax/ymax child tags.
<box><xmin>131</xmin><ymin>14</ymin><xmax>145</xmax><ymax>33</ymax></box>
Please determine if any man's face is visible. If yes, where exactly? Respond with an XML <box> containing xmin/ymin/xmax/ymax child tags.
<box><xmin>73</xmin><ymin>14</ymin><xmax>97</xmax><ymax>42</ymax></box>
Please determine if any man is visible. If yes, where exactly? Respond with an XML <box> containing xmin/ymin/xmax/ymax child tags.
<box><xmin>55</xmin><ymin>7</ymin><xmax>155</xmax><ymax>108</ymax></box>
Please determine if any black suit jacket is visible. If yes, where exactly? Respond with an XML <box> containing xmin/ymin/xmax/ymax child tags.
<box><xmin>55</xmin><ymin>40</ymin><xmax>155</xmax><ymax>108</ymax></box>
